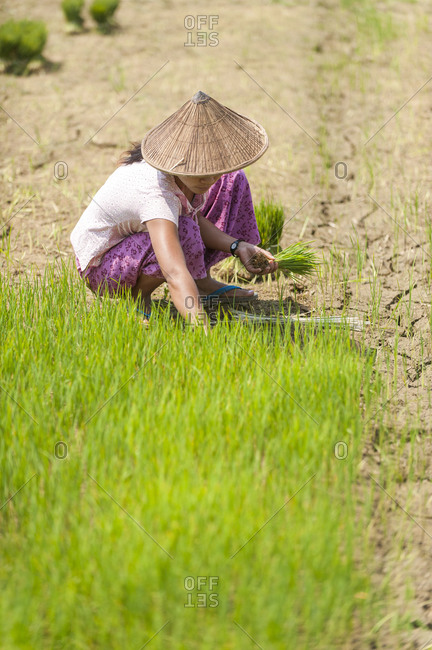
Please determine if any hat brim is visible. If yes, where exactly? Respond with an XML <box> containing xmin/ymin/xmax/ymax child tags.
<box><xmin>140</xmin><ymin>97</ymin><xmax>269</xmax><ymax>176</ymax></box>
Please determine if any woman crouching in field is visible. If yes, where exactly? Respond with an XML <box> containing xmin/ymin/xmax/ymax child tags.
<box><xmin>70</xmin><ymin>91</ymin><xmax>277</xmax><ymax>328</ymax></box>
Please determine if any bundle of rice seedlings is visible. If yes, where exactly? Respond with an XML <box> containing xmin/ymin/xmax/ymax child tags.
<box><xmin>61</xmin><ymin>0</ymin><xmax>85</xmax><ymax>30</ymax></box>
<box><xmin>251</xmin><ymin>241</ymin><xmax>319</xmax><ymax>278</ymax></box>
<box><xmin>90</xmin><ymin>0</ymin><xmax>120</xmax><ymax>32</ymax></box>
<box><xmin>216</xmin><ymin>197</ymin><xmax>285</xmax><ymax>284</ymax></box>
<box><xmin>255</xmin><ymin>198</ymin><xmax>285</xmax><ymax>250</ymax></box>
<box><xmin>0</xmin><ymin>19</ymin><xmax>47</xmax><ymax>74</ymax></box>
<box><xmin>275</xmin><ymin>242</ymin><xmax>319</xmax><ymax>277</ymax></box>
<box><xmin>230</xmin><ymin>308</ymin><xmax>369</xmax><ymax>331</ymax></box>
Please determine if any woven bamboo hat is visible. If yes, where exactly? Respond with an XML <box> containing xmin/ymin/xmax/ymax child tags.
<box><xmin>141</xmin><ymin>91</ymin><xmax>268</xmax><ymax>176</ymax></box>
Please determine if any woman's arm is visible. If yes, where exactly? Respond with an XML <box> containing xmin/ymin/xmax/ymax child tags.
<box><xmin>146</xmin><ymin>219</ymin><xmax>208</xmax><ymax>328</ymax></box>
<box><xmin>197</xmin><ymin>213</ymin><xmax>278</xmax><ymax>275</ymax></box>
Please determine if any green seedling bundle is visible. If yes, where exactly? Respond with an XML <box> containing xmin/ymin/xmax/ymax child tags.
<box><xmin>251</xmin><ymin>241</ymin><xmax>319</xmax><ymax>279</ymax></box>
<box><xmin>274</xmin><ymin>241</ymin><xmax>319</xmax><ymax>277</ymax></box>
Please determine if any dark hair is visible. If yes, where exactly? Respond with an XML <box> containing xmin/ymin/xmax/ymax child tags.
<box><xmin>117</xmin><ymin>141</ymin><xmax>143</xmax><ymax>166</ymax></box>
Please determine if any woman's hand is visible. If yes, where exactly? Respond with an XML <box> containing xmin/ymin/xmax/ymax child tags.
<box><xmin>236</xmin><ymin>242</ymin><xmax>278</xmax><ymax>275</ymax></box>
<box><xmin>197</xmin><ymin>216</ymin><xmax>277</xmax><ymax>275</ymax></box>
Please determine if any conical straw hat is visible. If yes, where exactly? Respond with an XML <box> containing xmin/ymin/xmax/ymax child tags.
<box><xmin>141</xmin><ymin>91</ymin><xmax>269</xmax><ymax>176</ymax></box>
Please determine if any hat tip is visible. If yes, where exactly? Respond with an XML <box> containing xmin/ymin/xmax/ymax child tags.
<box><xmin>191</xmin><ymin>90</ymin><xmax>210</xmax><ymax>104</ymax></box>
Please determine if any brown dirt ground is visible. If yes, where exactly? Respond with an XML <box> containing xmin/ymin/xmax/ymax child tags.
<box><xmin>1</xmin><ymin>0</ymin><xmax>432</xmax><ymax>647</ymax></box>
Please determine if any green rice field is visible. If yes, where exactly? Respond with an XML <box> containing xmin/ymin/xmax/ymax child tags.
<box><xmin>1</xmin><ymin>261</ymin><xmax>381</xmax><ymax>649</ymax></box>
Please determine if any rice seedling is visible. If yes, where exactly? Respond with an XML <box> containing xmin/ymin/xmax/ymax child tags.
<box><xmin>430</xmin><ymin>301</ymin><xmax>432</xmax><ymax>339</ymax></box>
<box><xmin>368</xmin><ymin>257</ymin><xmax>383</xmax><ymax>327</ymax></box>
<box><xmin>0</xmin><ymin>225</ymin><xmax>12</xmax><ymax>259</ymax></box>
<box><xmin>352</xmin><ymin>228</ymin><xmax>365</xmax><ymax>277</ymax></box>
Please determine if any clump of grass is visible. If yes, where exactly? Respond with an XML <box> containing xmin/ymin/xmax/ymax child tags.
<box><xmin>255</xmin><ymin>197</ymin><xmax>285</xmax><ymax>251</ymax></box>
<box><xmin>0</xmin><ymin>19</ymin><xmax>47</xmax><ymax>75</ymax></box>
<box><xmin>89</xmin><ymin>0</ymin><xmax>120</xmax><ymax>32</ymax></box>
<box><xmin>61</xmin><ymin>0</ymin><xmax>85</xmax><ymax>31</ymax></box>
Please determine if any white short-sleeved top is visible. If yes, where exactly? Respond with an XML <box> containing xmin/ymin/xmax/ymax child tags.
<box><xmin>70</xmin><ymin>161</ymin><xmax>209</xmax><ymax>271</ymax></box>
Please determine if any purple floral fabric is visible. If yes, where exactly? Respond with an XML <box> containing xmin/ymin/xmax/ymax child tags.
<box><xmin>76</xmin><ymin>169</ymin><xmax>260</xmax><ymax>297</ymax></box>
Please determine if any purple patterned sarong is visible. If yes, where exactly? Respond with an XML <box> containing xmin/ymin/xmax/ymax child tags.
<box><xmin>76</xmin><ymin>169</ymin><xmax>260</xmax><ymax>296</ymax></box>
